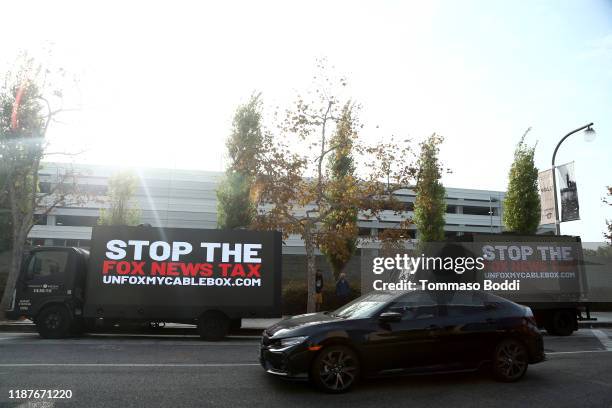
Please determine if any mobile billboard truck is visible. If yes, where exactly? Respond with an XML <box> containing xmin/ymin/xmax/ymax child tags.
<box><xmin>363</xmin><ymin>233</ymin><xmax>599</xmax><ymax>336</ymax></box>
<box><xmin>5</xmin><ymin>226</ymin><xmax>282</xmax><ymax>340</ymax></box>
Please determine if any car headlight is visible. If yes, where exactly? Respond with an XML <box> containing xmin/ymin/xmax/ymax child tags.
<box><xmin>269</xmin><ymin>336</ymin><xmax>308</xmax><ymax>351</ymax></box>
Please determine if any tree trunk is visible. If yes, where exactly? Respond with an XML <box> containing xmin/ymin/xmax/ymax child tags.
<box><xmin>0</xmin><ymin>189</ymin><xmax>30</xmax><ymax>321</ymax></box>
<box><xmin>304</xmin><ymin>229</ymin><xmax>317</xmax><ymax>314</ymax></box>
<box><xmin>0</xmin><ymin>240</ymin><xmax>25</xmax><ymax>320</ymax></box>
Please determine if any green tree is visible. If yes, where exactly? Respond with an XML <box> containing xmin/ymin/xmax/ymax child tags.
<box><xmin>98</xmin><ymin>171</ymin><xmax>141</xmax><ymax>226</ymax></box>
<box><xmin>0</xmin><ymin>53</ymin><xmax>83</xmax><ymax>318</ymax></box>
<box><xmin>0</xmin><ymin>173</ymin><xmax>11</xmax><ymax>304</ymax></box>
<box><xmin>0</xmin><ymin>172</ymin><xmax>11</xmax><ymax>253</ymax></box>
<box><xmin>253</xmin><ymin>62</ymin><xmax>416</xmax><ymax>312</ymax></box>
<box><xmin>414</xmin><ymin>134</ymin><xmax>446</xmax><ymax>242</ymax></box>
<box><xmin>320</xmin><ymin>103</ymin><xmax>359</xmax><ymax>279</ymax></box>
<box><xmin>503</xmin><ymin>131</ymin><xmax>540</xmax><ymax>234</ymax></box>
<box><xmin>217</xmin><ymin>94</ymin><xmax>263</xmax><ymax>229</ymax></box>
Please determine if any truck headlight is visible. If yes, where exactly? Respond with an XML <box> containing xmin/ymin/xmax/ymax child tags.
<box><xmin>270</xmin><ymin>336</ymin><xmax>308</xmax><ymax>351</ymax></box>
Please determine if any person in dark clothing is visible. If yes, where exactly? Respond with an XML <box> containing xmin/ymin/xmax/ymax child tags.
<box><xmin>335</xmin><ymin>273</ymin><xmax>350</xmax><ymax>304</ymax></box>
<box><xmin>315</xmin><ymin>269</ymin><xmax>324</xmax><ymax>312</ymax></box>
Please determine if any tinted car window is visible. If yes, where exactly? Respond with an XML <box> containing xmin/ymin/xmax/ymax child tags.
<box><xmin>482</xmin><ymin>292</ymin><xmax>507</xmax><ymax>306</ymax></box>
<box><xmin>439</xmin><ymin>291</ymin><xmax>487</xmax><ymax>317</ymax></box>
<box><xmin>386</xmin><ymin>291</ymin><xmax>439</xmax><ymax>321</ymax></box>
<box><xmin>333</xmin><ymin>291</ymin><xmax>397</xmax><ymax>319</ymax></box>
<box><xmin>445</xmin><ymin>291</ymin><xmax>485</xmax><ymax>306</ymax></box>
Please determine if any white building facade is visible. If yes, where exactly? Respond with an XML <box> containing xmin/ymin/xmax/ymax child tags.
<box><xmin>28</xmin><ymin>162</ymin><xmax>555</xmax><ymax>252</ymax></box>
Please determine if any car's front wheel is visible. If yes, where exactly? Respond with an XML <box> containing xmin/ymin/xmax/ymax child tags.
<box><xmin>310</xmin><ymin>345</ymin><xmax>360</xmax><ymax>393</ymax></box>
<box><xmin>492</xmin><ymin>339</ymin><xmax>528</xmax><ymax>382</ymax></box>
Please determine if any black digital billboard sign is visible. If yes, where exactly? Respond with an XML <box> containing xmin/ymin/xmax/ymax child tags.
<box><xmin>84</xmin><ymin>226</ymin><xmax>282</xmax><ymax>320</ymax></box>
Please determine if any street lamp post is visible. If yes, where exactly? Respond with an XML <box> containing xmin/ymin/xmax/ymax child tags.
<box><xmin>551</xmin><ymin>123</ymin><xmax>595</xmax><ymax>235</ymax></box>
<box><xmin>488</xmin><ymin>196</ymin><xmax>498</xmax><ymax>233</ymax></box>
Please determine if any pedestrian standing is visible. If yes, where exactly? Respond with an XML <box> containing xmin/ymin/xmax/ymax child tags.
<box><xmin>335</xmin><ymin>272</ymin><xmax>350</xmax><ymax>305</ymax></box>
<box><xmin>315</xmin><ymin>269</ymin><xmax>324</xmax><ymax>312</ymax></box>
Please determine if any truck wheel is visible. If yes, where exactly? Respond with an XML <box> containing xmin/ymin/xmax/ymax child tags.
<box><xmin>546</xmin><ymin>310</ymin><xmax>576</xmax><ymax>336</ymax></box>
<box><xmin>198</xmin><ymin>311</ymin><xmax>229</xmax><ymax>341</ymax></box>
<box><xmin>36</xmin><ymin>305</ymin><xmax>72</xmax><ymax>339</ymax></box>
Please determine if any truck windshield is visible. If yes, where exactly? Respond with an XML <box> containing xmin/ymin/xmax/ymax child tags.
<box><xmin>26</xmin><ymin>251</ymin><xmax>69</xmax><ymax>280</ymax></box>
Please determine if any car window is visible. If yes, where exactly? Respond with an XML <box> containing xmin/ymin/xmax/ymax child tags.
<box><xmin>482</xmin><ymin>292</ymin><xmax>506</xmax><ymax>307</ymax></box>
<box><xmin>385</xmin><ymin>291</ymin><xmax>439</xmax><ymax>321</ymax></box>
<box><xmin>439</xmin><ymin>291</ymin><xmax>487</xmax><ymax>317</ymax></box>
<box><xmin>27</xmin><ymin>251</ymin><xmax>68</xmax><ymax>280</ymax></box>
<box><xmin>443</xmin><ymin>291</ymin><xmax>485</xmax><ymax>307</ymax></box>
<box><xmin>333</xmin><ymin>291</ymin><xmax>397</xmax><ymax>319</ymax></box>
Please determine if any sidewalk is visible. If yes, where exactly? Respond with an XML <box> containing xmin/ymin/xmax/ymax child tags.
<box><xmin>241</xmin><ymin>318</ymin><xmax>283</xmax><ymax>330</ymax></box>
<box><xmin>579</xmin><ymin>312</ymin><xmax>612</xmax><ymax>328</ymax></box>
<box><xmin>0</xmin><ymin>317</ymin><xmax>285</xmax><ymax>334</ymax></box>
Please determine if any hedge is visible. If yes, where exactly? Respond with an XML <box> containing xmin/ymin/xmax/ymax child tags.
<box><xmin>281</xmin><ymin>281</ymin><xmax>361</xmax><ymax>315</ymax></box>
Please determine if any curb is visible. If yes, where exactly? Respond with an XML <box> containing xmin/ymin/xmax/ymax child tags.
<box><xmin>1</xmin><ymin>322</ymin><xmax>611</xmax><ymax>334</ymax></box>
<box><xmin>0</xmin><ymin>323</ymin><xmax>264</xmax><ymax>335</ymax></box>
<box><xmin>0</xmin><ymin>324</ymin><xmax>36</xmax><ymax>333</ymax></box>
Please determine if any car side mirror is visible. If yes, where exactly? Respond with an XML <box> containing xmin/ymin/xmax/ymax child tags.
<box><xmin>379</xmin><ymin>311</ymin><xmax>402</xmax><ymax>323</ymax></box>
<box><xmin>485</xmin><ymin>303</ymin><xmax>497</xmax><ymax>310</ymax></box>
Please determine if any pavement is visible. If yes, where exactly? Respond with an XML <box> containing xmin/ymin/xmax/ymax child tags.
<box><xmin>0</xmin><ymin>318</ymin><xmax>282</xmax><ymax>335</ymax></box>
<box><xmin>577</xmin><ymin>311</ymin><xmax>612</xmax><ymax>327</ymax></box>
<box><xmin>0</xmin><ymin>329</ymin><xmax>612</xmax><ymax>407</ymax></box>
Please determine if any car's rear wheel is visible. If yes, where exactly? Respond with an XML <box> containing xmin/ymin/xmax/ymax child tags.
<box><xmin>311</xmin><ymin>345</ymin><xmax>360</xmax><ymax>393</ymax></box>
<box><xmin>492</xmin><ymin>339</ymin><xmax>528</xmax><ymax>382</ymax></box>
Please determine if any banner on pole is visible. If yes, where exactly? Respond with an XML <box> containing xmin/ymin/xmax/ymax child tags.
<box><xmin>557</xmin><ymin>162</ymin><xmax>580</xmax><ymax>222</ymax></box>
<box><xmin>538</xmin><ymin>169</ymin><xmax>555</xmax><ymax>225</ymax></box>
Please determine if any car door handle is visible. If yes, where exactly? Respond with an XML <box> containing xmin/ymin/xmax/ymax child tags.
<box><xmin>427</xmin><ymin>325</ymin><xmax>440</xmax><ymax>330</ymax></box>
<box><xmin>486</xmin><ymin>318</ymin><xmax>497</xmax><ymax>324</ymax></box>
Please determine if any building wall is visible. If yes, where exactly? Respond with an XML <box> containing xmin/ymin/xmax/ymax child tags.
<box><xmin>282</xmin><ymin>253</ymin><xmax>362</xmax><ymax>286</ymax></box>
<box><xmin>28</xmin><ymin>162</ymin><xmax>555</xmax><ymax>250</ymax></box>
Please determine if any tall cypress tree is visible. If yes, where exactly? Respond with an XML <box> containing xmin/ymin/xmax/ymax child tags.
<box><xmin>414</xmin><ymin>134</ymin><xmax>446</xmax><ymax>242</ymax></box>
<box><xmin>503</xmin><ymin>135</ymin><xmax>540</xmax><ymax>234</ymax></box>
<box><xmin>98</xmin><ymin>171</ymin><xmax>141</xmax><ymax>226</ymax></box>
<box><xmin>217</xmin><ymin>94</ymin><xmax>263</xmax><ymax>229</ymax></box>
<box><xmin>320</xmin><ymin>103</ymin><xmax>358</xmax><ymax>279</ymax></box>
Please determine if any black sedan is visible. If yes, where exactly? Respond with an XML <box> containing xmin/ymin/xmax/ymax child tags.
<box><xmin>260</xmin><ymin>290</ymin><xmax>545</xmax><ymax>392</ymax></box>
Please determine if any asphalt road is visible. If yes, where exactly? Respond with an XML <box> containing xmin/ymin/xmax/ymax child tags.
<box><xmin>1</xmin><ymin>330</ymin><xmax>611</xmax><ymax>408</ymax></box>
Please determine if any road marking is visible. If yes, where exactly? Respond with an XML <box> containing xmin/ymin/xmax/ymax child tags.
<box><xmin>87</xmin><ymin>333</ymin><xmax>262</xmax><ymax>339</ymax></box>
<box><xmin>0</xmin><ymin>363</ymin><xmax>260</xmax><ymax>367</ymax></box>
<box><xmin>591</xmin><ymin>329</ymin><xmax>612</xmax><ymax>351</ymax></box>
<box><xmin>15</xmin><ymin>403</ymin><xmax>54</xmax><ymax>408</ymax></box>
<box><xmin>547</xmin><ymin>350</ymin><xmax>611</xmax><ymax>355</ymax></box>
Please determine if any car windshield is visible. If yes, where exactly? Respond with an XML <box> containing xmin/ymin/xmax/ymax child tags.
<box><xmin>332</xmin><ymin>291</ymin><xmax>398</xmax><ymax>319</ymax></box>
